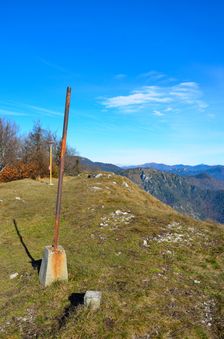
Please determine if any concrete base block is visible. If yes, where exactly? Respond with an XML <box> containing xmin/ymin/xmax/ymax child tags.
<box><xmin>39</xmin><ymin>245</ymin><xmax>68</xmax><ymax>287</ymax></box>
<box><xmin>84</xmin><ymin>291</ymin><xmax>102</xmax><ymax>310</ymax></box>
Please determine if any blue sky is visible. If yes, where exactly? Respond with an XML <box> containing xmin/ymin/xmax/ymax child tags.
<box><xmin>1</xmin><ymin>0</ymin><xmax>224</xmax><ymax>165</ymax></box>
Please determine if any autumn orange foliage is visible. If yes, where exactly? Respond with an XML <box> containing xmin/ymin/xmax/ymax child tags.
<box><xmin>0</xmin><ymin>162</ymin><xmax>46</xmax><ymax>182</ymax></box>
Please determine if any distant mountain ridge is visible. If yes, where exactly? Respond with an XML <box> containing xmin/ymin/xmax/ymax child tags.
<box><xmin>122</xmin><ymin>163</ymin><xmax>224</xmax><ymax>181</ymax></box>
<box><xmin>75</xmin><ymin>156</ymin><xmax>224</xmax><ymax>181</ymax></box>
<box><xmin>78</xmin><ymin>156</ymin><xmax>122</xmax><ymax>173</ymax></box>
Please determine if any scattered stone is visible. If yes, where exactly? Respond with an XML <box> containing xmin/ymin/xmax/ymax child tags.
<box><xmin>90</xmin><ymin>186</ymin><xmax>102</xmax><ymax>191</ymax></box>
<box><xmin>143</xmin><ymin>220</ymin><xmax>205</xmax><ymax>246</ymax></box>
<box><xmin>15</xmin><ymin>197</ymin><xmax>21</xmax><ymax>200</ymax></box>
<box><xmin>143</xmin><ymin>239</ymin><xmax>149</xmax><ymax>247</ymax></box>
<box><xmin>161</xmin><ymin>250</ymin><xmax>173</xmax><ymax>256</ymax></box>
<box><xmin>132</xmin><ymin>334</ymin><xmax>151</xmax><ymax>339</ymax></box>
<box><xmin>194</xmin><ymin>280</ymin><xmax>201</xmax><ymax>284</ymax></box>
<box><xmin>95</xmin><ymin>173</ymin><xmax>103</xmax><ymax>178</ymax></box>
<box><xmin>10</xmin><ymin>272</ymin><xmax>19</xmax><ymax>279</ymax></box>
<box><xmin>84</xmin><ymin>291</ymin><xmax>102</xmax><ymax>310</ymax></box>
<box><xmin>100</xmin><ymin>222</ymin><xmax>108</xmax><ymax>227</ymax></box>
<box><xmin>122</xmin><ymin>182</ymin><xmax>129</xmax><ymax>188</ymax></box>
<box><xmin>99</xmin><ymin>210</ymin><xmax>135</xmax><ymax>228</ymax></box>
<box><xmin>145</xmin><ymin>232</ymin><xmax>188</xmax><ymax>244</ymax></box>
<box><xmin>99</xmin><ymin>235</ymin><xmax>106</xmax><ymax>241</ymax></box>
<box><xmin>167</xmin><ymin>221</ymin><xmax>181</xmax><ymax>229</ymax></box>
<box><xmin>115</xmin><ymin>251</ymin><xmax>122</xmax><ymax>256</ymax></box>
<box><xmin>112</xmin><ymin>181</ymin><xmax>117</xmax><ymax>185</ymax></box>
<box><xmin>201</xmin><ymin>299</ymin><xmax>215</xmax><ymax>327</ymax></box>
<box><xmin>0</xmin><ymin>199</ymin><xmax>3</xmax><ymax>202</ymax></box>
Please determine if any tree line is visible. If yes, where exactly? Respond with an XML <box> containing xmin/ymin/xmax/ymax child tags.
<box><xmin>0</xmin><ymin>118</ymin><xmax>80</xmax><ymax>182</ymax></box>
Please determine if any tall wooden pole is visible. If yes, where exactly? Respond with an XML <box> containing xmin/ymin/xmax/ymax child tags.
<box><xmin>49</xmin><ymin>142</ymin><xmax>53</xmax><ymax>185</ymax></box>
<box><xmin>53</xmin><ymin>87</ymin><xmax>71</xmax><ymax>251</ymax></box>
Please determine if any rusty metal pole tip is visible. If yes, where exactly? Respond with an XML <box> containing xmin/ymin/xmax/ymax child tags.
<box><xmin>53</xmin><ymin>87</ymin><xmax>71</xmax><ymax>251</ymax></box>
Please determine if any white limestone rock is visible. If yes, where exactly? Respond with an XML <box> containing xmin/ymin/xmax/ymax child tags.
<box><xmin>84</xmin><ymin>291</ymin><xmax>102</xmax><ymax>310</ymax></box>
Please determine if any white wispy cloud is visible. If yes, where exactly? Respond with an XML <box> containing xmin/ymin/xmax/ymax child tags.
<box><xmin>207</xmin><ymin>113</ymin><xmax>215</xmax><ymax>119</ymax></box>
<box><xmin>153</xmin><ymin>110</ymin><xmax>164</xmax><ymax>117</ymax></box>
<box><xmin>39</xmin><ymin>57</ymin><xmax>66</xmax><ymax>72</ymax></box>
<box><xmin>164</xmin><ymin>107</ymin><xmax>173</xmax><ymax>112</ymax></box>
<box><xmin>114</xmin><ymin>73</ymin><xmax>127</xmax><ymax>80</ymax></box>
<box><xmin>0</xmin><ymin>101</ymin><xmax>63</xmax><ymax>119</ymax></box>
<box><xmin>102</xmin><ymin>81</ymin><xmax>207</xmax><ymax>113</ymax></box>
<box><xmin>103</xmin><ymin>86</ymin><xmax>172</xmax><ymax>108</ymax></box>
<box><xmin>139</xmin><ymin>70</ymin><xmax>166</xmax><ymax>80</ymax></box>
<box><xmin>26</xmin><ymin>104</ymin><xmax>63</xmax><ymax>117</ymax></box>
<box><xmin>0</xmin><ymin>109</ymin><xmax>29</xmax><ymax>117</ymax></box>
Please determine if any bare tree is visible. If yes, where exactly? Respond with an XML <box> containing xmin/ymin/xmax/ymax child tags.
<box><xmin>55</xmin><ymin>141</ymin><xmax>79</xmax><ymax>175</ymax></box>
<box><xmin>64</xmin><ymin>147</ymin><xmax>80</xmax><ymax>176</ymax></box>
<box><xmin>0</xmin><ymin>118</ymin><xmax>20</xmax><ymax>170</ymax></box>
<box><xmin>22</xmin><ymin>121</ymin><xmax>54</xmax><ymax>177</ymax></box>
<box><xmin>0</xmin><ymin>118</ymin><xmax>80</xmax><ymax>179</ymax></box>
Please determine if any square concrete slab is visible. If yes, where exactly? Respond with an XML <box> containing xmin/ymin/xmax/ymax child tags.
<box><xmin>84</xmin><ymin>291</ymin><xmax>102</xmax><ymax>310</ymax></box>
<box><xmin>39</xmin><ymin>245</ymin><xmax>68</xmax><ymax>287</ymax></box>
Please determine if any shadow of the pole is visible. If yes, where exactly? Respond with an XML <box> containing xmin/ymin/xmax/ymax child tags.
<box><xmin>57</xmin><ymin>293</ymin><xmax>85</xmax><ymax>330</ymax></box>
<box><xmin>12</xmin><ymin>219</ymin><xmax>42</xmax><ymax>273</ymax></box>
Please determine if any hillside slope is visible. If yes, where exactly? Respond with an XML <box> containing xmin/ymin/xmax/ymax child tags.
<box><xmin>123</xmin><ymin>168</ymin><xmax>224</xmax><ymax>223</ymax></box>
<box><xmin>187</xmin><ymin>173</ymin><xmax>224</xmax><ymax>191</ymax></box>
<box><xmin>0</xmin><ymin>174</ymin><xmax>223</xmax><ymax>338</ymax></box>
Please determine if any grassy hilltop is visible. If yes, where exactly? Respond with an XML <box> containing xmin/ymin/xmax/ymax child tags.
<box><xmin>0</xmin><ymin>173</ymin><xmax>223</xmax><ymax>338</ymax></box>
